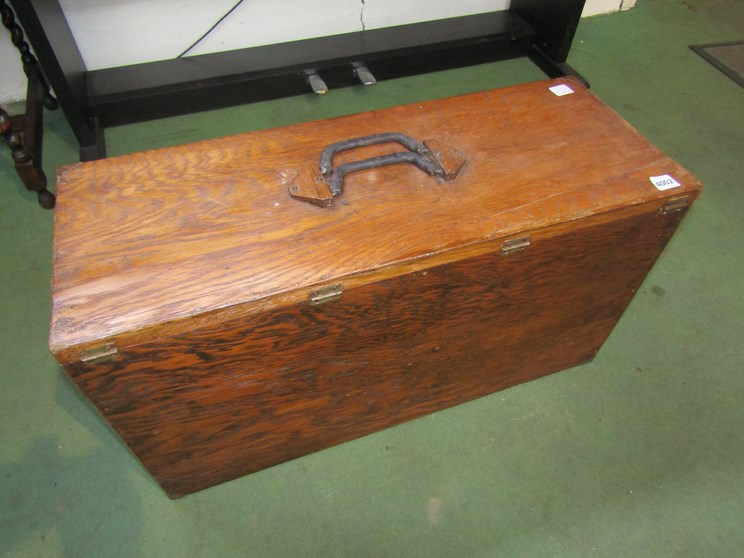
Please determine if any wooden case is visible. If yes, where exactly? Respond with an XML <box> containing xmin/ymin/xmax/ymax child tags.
<box><xmin>50</xmin><ymin>78</ymin><xmax>701</xmax><ymax>497</ymax></box>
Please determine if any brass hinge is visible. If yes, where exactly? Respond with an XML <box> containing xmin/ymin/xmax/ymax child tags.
<box><xmin>661</xmin><ymin>196</ymin><xmax>689</xmax><ymax>215</ymax></box>
<box><xmin>309</xmin><ymin>284</ymin><xmax>343</xmax><ymax>305</ymax></box>
<box><xmin>501</xmin><ymin>236</ymin><xmax>531</xmax><ymax>255</ymax></box>
<box><xmin>80</xmin><ymin>342</ymin><xmax>118</xmax><ymax>365</ymax></box>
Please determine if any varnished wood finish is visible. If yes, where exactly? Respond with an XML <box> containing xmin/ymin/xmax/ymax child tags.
<box><xmin>50</xmin><ymin>78</ymin><xmax>701</xmax><ymax>496</ymax></box>
<box><xmin>422</xmin><ymin>139</ymin><xmax>467</xmax><ymax>181</ymax></box>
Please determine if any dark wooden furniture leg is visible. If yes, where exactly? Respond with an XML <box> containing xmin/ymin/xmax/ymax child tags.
<box><xmin>2</xmin><ymin>0</ymin><xmax>58</xmax><ymax>109</ymax></box>
<box><xmin>9</xmin><ymin>0</ymin><xmax>103</xmax><ymax>161</ymax></box>
<box><xmin>2</xmin><ymin>100</ymin><xmax>55</xmax><ymax>209</ymax></box>
<box><xmin>2</xmin><ymin>0</ymin><xmax>57</xmax><ymax>208</ymax></box>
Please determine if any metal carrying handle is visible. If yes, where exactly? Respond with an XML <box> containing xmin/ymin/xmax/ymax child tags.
<box><xmin>320</xmin><ymin>132</ymin><xmax>442</xmax><ymax>196</ymax></box>
<box><xmin>319</xmin><ymin>132</ymin><xmax>430</xmax><ymax>174</ymax></box>
<box><xmin>328</xmin><ymin>150</ymin><xmax>444</xmax><ymax>196</ymax></box>
<box><xmin>289</xmin><ymin>132</ymin><xmax>467</xmax><ymax>207</ymax></box>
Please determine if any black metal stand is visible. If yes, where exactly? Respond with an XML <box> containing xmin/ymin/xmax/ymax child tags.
<box><xmin>9</xmin><ymin>0</ymin><xmax>588</xmax><ymax>167</ymax></box>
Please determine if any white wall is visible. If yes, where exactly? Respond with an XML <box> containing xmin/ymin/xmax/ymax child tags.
<box><xmin>1</xmin><ymin>38</ymin><xmax>30</xmax><ymax>104</ymax></box>
<box><xmin>1</xmin><ymin>0</ymin><xmax>634</xmax><ymax>103</ymax></box>
<box><xmin>60</xmin><ymin>0</ymin><xmax>508</xmax><ymax>70</ymax></box>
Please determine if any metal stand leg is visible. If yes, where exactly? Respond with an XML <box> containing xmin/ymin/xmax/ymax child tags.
<box><xmin>528</xmin><ymin>44</ymin><xmax>590</xmax><ymax>88</ymax></box>
<box><xmin>511</xmin><ymin>0</ymin><xmax>590</xmax><ymax>87</ymax></box>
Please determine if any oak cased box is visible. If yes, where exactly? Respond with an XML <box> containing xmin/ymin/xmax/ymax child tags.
<box><xmin>50</xmin><ymin>79</ymin><xmax>701</xmax><ymax>497</ymax></box>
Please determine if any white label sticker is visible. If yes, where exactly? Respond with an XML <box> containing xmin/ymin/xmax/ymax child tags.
<box><xmin>549</xmin><ymin>84</ymin><xmax>574</xmax><ymax>96</ymax></box>
<box><xmin>650</xmin><ymin>175</ymin><xmax>681</xmax><ymax>191</ymax></box>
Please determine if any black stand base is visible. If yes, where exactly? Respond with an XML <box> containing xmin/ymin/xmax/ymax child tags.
<box><xmin>79</xmin><ymin>116</ymin><xmax>106</xmax><ymax>162</ymax></box>
<box><xmin>528</xmin><ymin>44</ymin><xmax>590</xmax><ymax>88</ymax></box>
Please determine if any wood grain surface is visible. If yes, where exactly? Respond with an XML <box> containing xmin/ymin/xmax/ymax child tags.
<box><xmin>51</xmin><ymin>78</ymin><xmax>701</xmax><ymax>358</ymax></box>
<box><xmin>50</xmin><ymin>78</ymin><xmax>702</xmax><ymax>496</ymax></box>
<box><xmin>65</xmin><ymin>207</ymin><xmax>690</xmax><ymax>497</ymax></box>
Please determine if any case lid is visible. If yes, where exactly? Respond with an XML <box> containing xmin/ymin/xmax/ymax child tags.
<box><xmin>50</xmin><ymin>78</ymin><xmax>701</xmax><ymax>359</ymax></box>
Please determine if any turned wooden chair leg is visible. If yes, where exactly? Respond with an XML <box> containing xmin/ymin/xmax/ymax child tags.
<box><xmin>1</xmin><ymin>0</ymin><xmax>57</xmax><ymax>208</ymax></box>
<box><xmin>1</xmin><ymin>105</ymin><xmax>55</xmax><ymax>209</ymax></box>
<box><xmin>1</xmin><ymin>0</ymin><xmax>58</xmax><ymax>110</ymax></box>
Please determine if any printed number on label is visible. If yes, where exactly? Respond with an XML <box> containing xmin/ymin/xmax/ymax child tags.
<box><xmin>649</xmin><ymin>174</ymin><xmax>681</xmax><ymax>191</ymax></box>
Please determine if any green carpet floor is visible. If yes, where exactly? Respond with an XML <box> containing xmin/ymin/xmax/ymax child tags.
<box><xmin>2</xmin><ymin>0</ymin><xmax>743</xmax><ymax>556</ymax></box>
